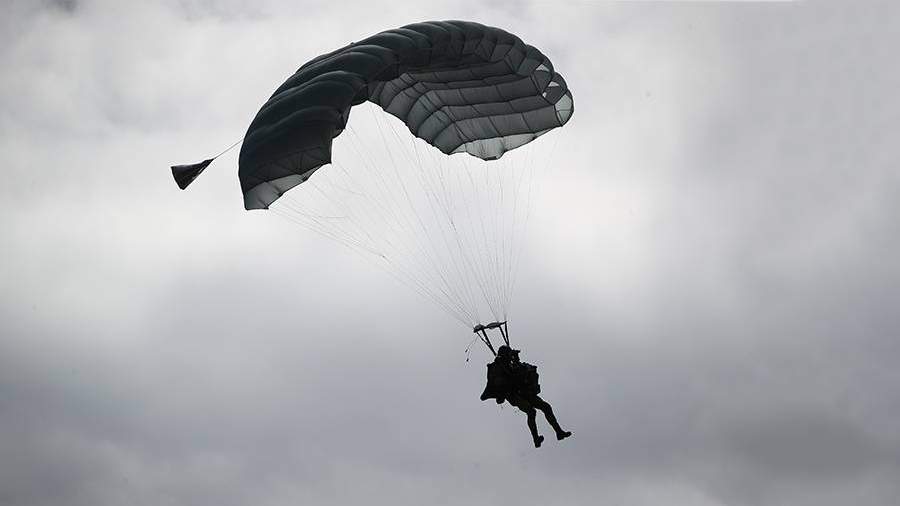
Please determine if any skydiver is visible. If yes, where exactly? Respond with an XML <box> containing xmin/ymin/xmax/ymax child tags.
<box><xmin>480</xmin><ymin>345</ymin><xmax>572</xmax><ymax>448</ymax></box>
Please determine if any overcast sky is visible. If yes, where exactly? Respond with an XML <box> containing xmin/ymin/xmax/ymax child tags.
<box><xmin>2</xmin><ymin>1</ymin><xmax>899</xmax><ymax>505</ymax></box>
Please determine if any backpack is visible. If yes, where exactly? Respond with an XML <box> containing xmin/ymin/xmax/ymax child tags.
<box><xmin>517</xmin><ymin>362</ymin><xmax>541</xmax><ymax>396</ymax></box>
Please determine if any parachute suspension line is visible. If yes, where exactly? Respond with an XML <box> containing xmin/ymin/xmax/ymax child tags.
<box><xmin>356</xmin><ymin>110</ymin><xmax>479</xmax><ymax>325</ymax></box>
<box><xmin>500</xmin><ymin>143</ymin><xmax>534</xmax><ymax>320</ymax></box>
<box><xmin>271</xmin><ymin>204</ymin><xmax>373</xmax><ymax>257</ymax></box>
<box><xmin>341</xmin><ymin>127</ymin><xmax>425</xmax><ymax>270</ymax></box>
<box><xmin>270</xmin><ymin>102</ymin><xmax>550</xmax><ymax>331</ymax></box>
<box><xmin>473</xmin><ymin>158</ymin><xmax>499</xmax><ymax>320</ymax></box>
<box><xmin>361</xmin><ymin>118</ymin><xmax>459</xmax><ymax>313</ymax></box>
<box><xmin>283</xmin><ymin>168</ymin><xmax>388</xmax><ymax>258</ymax></box>
<box><xmin>350</xmin><ymin>122</ymin><xmax>452</xmax><ymax>312</ymax></box>
<box><xmin>491</xmin><ymin>175</ymin><xmax>506</xmax><ymax>319</ymax></box>
<box><xmin>501</xmin><ymin>152</ymin><xmax>529</xmax><ymax>318</ymax></box>
<box><xmin>421</xmin><ymin>140</ymin><xmax>490</xmax><ymax>325</ymax></box>
<box><xmin>462</xmin><ymin>156</ymin><xmax>504</xmax><ymax>321</ymax></box>
<box><xmin>500</xmin><ymin>154</ymin><xmax>518</xmax><ymax>318</ymax></box>
<box><xmin>276</xmin><ymin>128</ymin><xmax>475</xmax><ymax>327</ymax></box>
<box><xmin>495</xmin><ymin>157</ymin><xmax>511</xmax><ymax>321</ymax></box>
<box><xmin>379</xmin><ymin>113</ymin><xmax>481</xmax><ymax>323</ymax></box>
<box><xmin>408</xmin><ymin>136</ymin><xmax>481</xmax><ymax>323</ymax></box>
<box><xmin>497</xmin><ymin>156</ymin><xmax>511</xmax><ymax>319</ymax></box>
<box><xmin>405</xmin><ymin>116</ymin><xmax>484</xmax><ymax>325</ymax></box>
<box><xmin>440</xmin><ymin>118</ymin><xmax>500</xmax><ymax>319</ymax></box>
<box><xmin>509</xmin><ymin>149</ymin><xmax>531</xmax><ymax>315</ymax></box>
<box><xmin>420</xmin><ymin>130</ymin><xmax>527</xmax><ymax>328</ymax></box>
<box><xmin>368</xmin><ymin>109</ymin><xmax>477</xmax><ymax>324</ymax></box>
<box><xmin>506</xmin><ymin>134</ymin><xmax>559</xmax><ymax>318</ymax></box>
<box><xmin>317</xmin><ymin>162</ymin><xmax>384</xmax><ymax>251</ymax></box>
<box><xmin>423</xmin><ymin>145</ymin><xmax>481</xmax><ymax>322</ymax></box>
<box><xmin>307</xmin><ymin>176</ymin><xmax>391</xmax><ymax>256</ymax></box>
<box><xmin>405</xmin><ymin>132</ymin><xmax>482</xmax><ymax>323</ymax></box>
<box><xmin>273</xmin><ymin>198</ymin><xmax>472</xmax><ymax>328</ymax></box>
<box><xmin>487</xmin><ymin>157</ymin><xmax>507</xmax><ymax>321</ymax></box>
<box><xmin>417</xmin><ymin>95</ymin><xmax>495</xmax><ymax>323</ymax></box>
<box><xmin>464</xmin><ymin>333</ymin><xmax>481</xmax><ymax>362</ymax></box>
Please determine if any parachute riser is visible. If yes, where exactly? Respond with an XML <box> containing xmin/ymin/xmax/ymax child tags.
<box><xmin>473</xmin><ymin>320</ymin><xmax>509</xmax><ymax>356</ymax></box>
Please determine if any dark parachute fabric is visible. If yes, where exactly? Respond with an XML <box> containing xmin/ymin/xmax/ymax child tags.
<box><xmin>239</xmin><ymin>20</ymin><xmax>574</xmax><ymax>210</ymax></box>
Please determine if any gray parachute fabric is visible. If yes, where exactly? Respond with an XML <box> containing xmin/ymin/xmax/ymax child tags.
<box><xmin>239</xmin><ymin>20</ymin><xmax>574</xmax><ymax>210</ymax></box>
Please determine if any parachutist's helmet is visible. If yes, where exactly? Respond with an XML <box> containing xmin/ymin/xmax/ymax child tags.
<box><xmin>497</xmin><ymin>345</ymin><xmax>519</xmax><ymax>360</ymax></box>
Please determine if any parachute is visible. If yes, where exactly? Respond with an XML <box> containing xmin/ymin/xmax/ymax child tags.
<box><xmin>174</xmin><ymin>21</ymin><xmax>573</xmax><ymax>340</ymax></box>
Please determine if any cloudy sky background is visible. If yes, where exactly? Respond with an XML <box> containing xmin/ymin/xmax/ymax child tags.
<box><xmin>2</xmin><ymin>1</ymin><xmax>899</xmax><ymax>505</ymax></box>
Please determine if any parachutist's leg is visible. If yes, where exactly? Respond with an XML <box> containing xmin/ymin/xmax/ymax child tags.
<box><xmin>525</xmin><ymin>407</ymin><xmax>543</xmax><ymax>447</ymax></box>
<box><xmin>532</xmin><ymin>396</ymin><xmax>561</xmax><ymax>431</ymax></box>
<box><xmin>533</xmin><ymin>395</ymin><xmax>572</xmax><ymax>440</ymax></box>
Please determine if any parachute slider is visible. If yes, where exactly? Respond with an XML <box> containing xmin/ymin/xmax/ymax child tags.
<box><xmin>473</xmin><ymin>321</ymin><xmax>507</xmax><ymax>333</ymax></box>
<box><xmin>171</xmin><ymin>158</ymin><xmax>214</xmax><ymax>190</ymax></box>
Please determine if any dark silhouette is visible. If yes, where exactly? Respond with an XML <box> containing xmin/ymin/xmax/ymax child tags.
<box><xmin>480</xmin><ymin>345</ymin><xmax>572</xmax><ymax>447</ymax></box>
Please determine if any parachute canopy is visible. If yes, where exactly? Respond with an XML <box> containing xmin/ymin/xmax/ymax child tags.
<box><xmin>239</xmin><ymin>20</ymin><xmax>574</xmax><ymax>210</ymax></box>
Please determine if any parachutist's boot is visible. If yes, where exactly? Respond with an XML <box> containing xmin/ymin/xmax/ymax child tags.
<box><xmin>534</xmin><ymin>435</ymin><xmax>545</xmax><ymax>448</ymax></box>
<box><xmin>544</xmin><ymin>409</ymin><xmax>572</xmax><ymax>440</ymax></box>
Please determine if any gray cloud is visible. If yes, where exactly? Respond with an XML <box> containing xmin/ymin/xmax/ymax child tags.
<box><xmin>2</xmin><ymin>1</ymin><xmax>899</xmax><ymax>505</ymax></box>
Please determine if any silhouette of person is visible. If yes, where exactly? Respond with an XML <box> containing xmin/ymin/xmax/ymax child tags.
<box><xmin>480</xmin><ymin>345</ymin><xmax>572</xmax><ymax>447</ymax></box>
